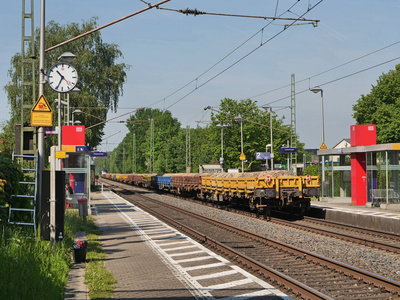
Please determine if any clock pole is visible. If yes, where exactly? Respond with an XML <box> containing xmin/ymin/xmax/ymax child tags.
<box><xmin>38</xmin><ymin>0</ymin><xmax>45</xmax><ymax>240</ymax></box>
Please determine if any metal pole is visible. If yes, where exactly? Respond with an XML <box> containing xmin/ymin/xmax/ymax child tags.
<box><xmin>241</xmin><ymin>118</ymin><xmax>244</xmax><ymax>173</ymax></box>
<box><xmin>321</xmin><ymin>91</ymin><xmax>325</xmax><ymax>198</ymax></box>
<box><xmin>221</xmin><ymin>127</ymin><xmax>223</xmax><ymax>160</ymax></box>
<box><xmin>270</xmin><ymin>107</ymin><xmax>274</xmax><ymax>170</ymax></box>
<box><xmin>386</xmin><ymin>151</ymin><xmax>389</xmax><ymax>205</ymax></box>
<box><xmin>67</xmin><ymin>93</ymin><xmax>70</xmax><ymax>125</ymax></box>
<box><xmin>132</xmin><ymin>134</ymin><xmax>136</xmax><ymax>173</ymax></box>
<box><xmin>57</xmin><ymin>93</ymin><xmax>62</xmax><ymax>170</ymax></box>
<box><xmin>49</xmin><ymin>146</ymin><xmax>56</xmax><ymax>246</ymax></box>
<box><xmin>320</xmin><ymin>90</ymin><xmax>325</xmax><ymax>145</ymax></box>
<box><xmin>37</xmin><ymin>0</ymin><xmax>45</xmax><ymax>223</ymax></box>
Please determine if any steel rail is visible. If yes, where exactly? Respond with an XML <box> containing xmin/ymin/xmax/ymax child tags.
<box><xmin>271</xmin><ymin>217</ymin><xmax>400</xmax><ymax>254</ymax></box>
<box><xmin>101</xmin><ymin>178</ymin><xmax>400</xmax><ymax>296</ymax></box>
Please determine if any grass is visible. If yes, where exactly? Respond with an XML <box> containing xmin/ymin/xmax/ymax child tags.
<box><xmin>0</xmin><ymin>227</ymin><xmax>70</xmax><ymax>299</ymax></box>
<box><xmin>66</xmin><ymin>209</ymin><xmax>117</xmax><ymax>299</ymax></box>
<box><xmin>0</xmin><ymin>208</ymin><xmax>116</xmax><ymax>299</ymax></box>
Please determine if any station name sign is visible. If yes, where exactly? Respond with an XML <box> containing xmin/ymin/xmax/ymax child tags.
<box><xmin>279</xmin><ymin>147</ymin><xmax>298</xmax><ymax>154</ymax></box>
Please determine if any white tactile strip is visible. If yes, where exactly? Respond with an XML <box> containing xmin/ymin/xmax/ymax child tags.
<box><xmin>311</xmin><ymin>203</ymin><xmax>400</xmax><ymax>220</ymax></box>
<box><xmin>102</xmin><ymin>191</ymin><xmax>292</xmax><ymax>300</ymax></box>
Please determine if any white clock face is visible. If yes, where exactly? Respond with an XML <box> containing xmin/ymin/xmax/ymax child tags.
<box><xmin>47</xmin><ymin>62</ymin><xmax>78</xmax><ymax>93</ymax></box>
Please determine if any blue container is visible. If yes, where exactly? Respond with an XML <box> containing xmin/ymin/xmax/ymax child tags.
<box><xmin>155</xmin><ymin>176</ymin><xmax>172</xmax><ymax>189</ymax></box>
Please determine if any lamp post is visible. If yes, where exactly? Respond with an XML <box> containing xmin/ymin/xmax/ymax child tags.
<box><xmin>234</xmin><ymin>115</ymin><xmax>244</xmax><ymax>173</ymax></box>
<box><xmin>71</xmin><ymin>109</ymin><xmax>82</xmax><ymax>125</ymax></box>
<box><xmin>66</xmin><ymin>87</ymin><xmax>80</xmax><ymax>125</ymax></box>
<box><xmin>262</xmin><ymin>106</ymin><xmax>274</xmax><ymax>170</ymax></box>
<box><xmin>216</xmin><ymin>124</ymin><xmax>227</xmax><ymax>171</ymax></box>
<box><xmin>310</xmin><ymin>86</ymin><xmax>325</xmax><ymax>198</ymax></box>
<box><xmin>266</xmin><ymin>144</ymin><xmax>271</xmax><ymax>170</ymax></box>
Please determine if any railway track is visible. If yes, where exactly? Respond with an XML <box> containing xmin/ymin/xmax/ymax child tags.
<box><xmin>100</xmin><ymin>179</ymin><xmax>400</xmax><ymax>299</ymax></box>
<box><xmin>271</xmin><ymin>217</ymin><xmax>400</xmax><ymax>255</ymax></box>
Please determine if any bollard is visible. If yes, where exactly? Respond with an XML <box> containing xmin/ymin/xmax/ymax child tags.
<box><xmin>78</xmin><ymin>198</ymin><xmax>88</xmax><ymax>223</ymax></box>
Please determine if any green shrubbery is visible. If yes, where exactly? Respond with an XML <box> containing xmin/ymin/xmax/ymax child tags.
<box><xmin>0</xmin><ymin>227</ymin><xmax>71</xmax><ymax>299</ymax></box>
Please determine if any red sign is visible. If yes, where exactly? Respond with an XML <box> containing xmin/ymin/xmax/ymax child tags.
<box><xmin>62</xmin><ymin>125</ymin><xmax>85</xmax><ymax>146</ymax></box>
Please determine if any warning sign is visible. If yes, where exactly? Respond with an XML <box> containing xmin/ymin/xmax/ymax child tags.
<box><xmin>31</xmin><ymin>95</ymin><xmax>53</xmax><ymax>127</ymax></box>
<box><xmin>319</xmin><ymin>142</ymin><xmax>328</xmax><ymax>150</ymax></box>
<box><xmin>240</xmin><ymin>152</ymin><xmax>246</xmax><ymax>161</ymax></box>
<box><xmin>31</xmin><ymin>94</ymin><xmax>52</xmax><ymax>112</ymax></box>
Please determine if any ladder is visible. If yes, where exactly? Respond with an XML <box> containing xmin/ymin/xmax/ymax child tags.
<box><xmin>8</xmin><ymin>151</ymin><xmax>38</xmax><ymax>232</ymax></box>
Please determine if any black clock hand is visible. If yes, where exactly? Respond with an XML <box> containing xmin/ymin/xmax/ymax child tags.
<box><xmin>55</xmin><ymin>71</ymin><xmax>64</xmax><ymax>89</ymax></box>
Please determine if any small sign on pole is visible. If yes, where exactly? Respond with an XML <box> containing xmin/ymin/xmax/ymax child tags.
<box><xmin>256</xmin><ymin>152</ymin><xmax>270</xmax><ymax>160</ymax></box>
<box><xmin>31</xmin><ymin>94</ymin><xmax>53</xmax><ymax>127</ymax></box>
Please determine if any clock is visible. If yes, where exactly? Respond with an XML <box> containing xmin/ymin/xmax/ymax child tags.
<box><xmin>47</xmin><ymin>62</ymin><xmax>78</xmax><ymax>93</ymax></box>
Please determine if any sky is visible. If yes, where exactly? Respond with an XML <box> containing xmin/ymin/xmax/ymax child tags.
<box><xmin>1</xmin><ymin>1</ymin><xmax>400</xmax><ymax>153</ymax></box>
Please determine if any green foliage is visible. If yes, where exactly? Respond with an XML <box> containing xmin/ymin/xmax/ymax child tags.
<box><xmin>353</xmin><ymin>64</ymin><xmax>400</xmax><ymax>143</ymax></box>
<box><xmin>209</xmin><ymin>98</ymin><xmax>305</xmax><ymax>172</ymax></box>
<box><xmin>0</xmin><ymin>153</ymin><xmax>24</xmax><ymax>224</ymax></box>
<box><xmin>0</xmin><ymin>227</ymin><xmax>70</xmax><ymax>300</ymax></box>
<box><xmin>3</xmin><ymin>17</ymin><xmax>129</xmax><ymax>155</ymax></box>
<box><xmin>0</xmin><ymin>209</ymin><xmax>116</xmax><ymax>300</ymax></box>
<box><xmin>304</xmin><ymin>164</ymin><xmax>319</xmax><ymax>176</ymax></box>
<box><xmin>66</xmin><ymin>210</ymin><xmax>116</xmax><ymax>298</ymax></box>
<box><xmin>98</xmin><ymin>99</ymin><xmax>306</xmax><ymax>174</ymax></box>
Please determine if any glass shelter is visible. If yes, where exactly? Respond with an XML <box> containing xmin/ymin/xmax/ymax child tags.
<box><xmin>318</xmin><ymin>143</ymin><xmax>400</xmax><ymax>208</ymax></box>
<box><xmin>62</xmin><ymin>151</ymin><xmax>91</xmax><ymax>208</ymax></box>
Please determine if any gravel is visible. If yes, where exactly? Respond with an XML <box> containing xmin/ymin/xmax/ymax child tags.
<box><xmin>149</xmin><ymin>192</ymin><xmax>400</xmax><ymax>282</ymax></box>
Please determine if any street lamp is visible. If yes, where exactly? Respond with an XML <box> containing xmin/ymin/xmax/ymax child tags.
<box><xmin>216</xmin><ymin>124</ymin><xmax>228</xmax><ymax>171</ymax></box>
<box><xmin>66</xmin><ymin>87</ymin><xmax>80</xmax><ymax>125</ymax></box>
<box><xmin>310</xmin><ymin>86</ymin><xmax>325</xmax><ymax>198</ymax></box>
<box><xmin>58</xmin><ymin>52</ymin><xmax>76</xmax><ymax>63</ymax></box>
<box><xmin>310</xmin><ymin>86</ymin><xmax>325</xmax><ymax>145</ymax></box>
<box><xmin>71</xmin><ymin>109</ymin><xmax>82</xmax><ymax>125</ymax></box>
<box><xmin>266</xmin><ymin>144</ymin><xmax>271</xmax><ymax>170</ymax></box>
<box><xmin>261</xmin><ymin>105</ymin><xmax>274</xmax><ymax>170</ymax></box>
<box><xmin>234</xmin><ymin>115</ymin><xmax>244</xmax><ymax>173</ymax></box>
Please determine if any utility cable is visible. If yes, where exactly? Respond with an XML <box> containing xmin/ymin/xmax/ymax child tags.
<box><xmin>204</xmin><ymin>106</ymin><xmax>290</xmax><ymax>133</ymax></box>
<box><xmin>250</xmin><ymin>39</ymin><xmax>400</xmax><ymax>99</ymax></box>
<box><xmin>147</xmin><ymin>0</ymin><xmax>307</xmax><ymax>109</ymax></box>
<box><xmin>266</xmin><ymin>55</ymin><xmax>400</xmax><ymax>105</ymax></box>
<box><xmin>165</xmin><ymin>0</ymin><xmax>323</xmax><ymax>111</ymax></box>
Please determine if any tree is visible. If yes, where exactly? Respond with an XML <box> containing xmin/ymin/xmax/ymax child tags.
<box><xmin>208</xmin><ymin>98</ymin><xmax>303</xmax><ymax>171</ymax></box>
<box><xmin>2</xmin><ymin>17</ymin><xmax>129</xmax><ymax>154</ymax></box>
<box><xmin>352</xmin><ymin>64</ymin><xmax>400</xmax><ymax>143</ymax></box>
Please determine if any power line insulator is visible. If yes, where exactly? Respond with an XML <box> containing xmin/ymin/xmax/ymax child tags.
<box><xmin>179</xmin><ymin>8</ymin><xmax>205</xmax><ymax>16</ymax></box>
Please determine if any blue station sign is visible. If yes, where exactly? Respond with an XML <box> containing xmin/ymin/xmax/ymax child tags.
<box><xmin>91</xmin><ymin>151</ymin><xmax>108</xmax><ymax>157</ymax></box>
<box><xmin>255</xmin><ymin>152</ymin><xmax>270</xmax><ymax>160</ymax></box>
<box><xmin>279</xmin><ymin>147</ymin><xmax>298</xmax><ymax>154</ymax></box>
<box><xmin>76</xmin><ymin>146</ymin><xmax>91</xmax><ymax>152</ymax></box>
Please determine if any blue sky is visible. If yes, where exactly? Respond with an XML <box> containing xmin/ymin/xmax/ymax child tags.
<box><xmin>2</xmin><ymin>1</ymin><xmax>400</xmax><ymax>152</ymax></box>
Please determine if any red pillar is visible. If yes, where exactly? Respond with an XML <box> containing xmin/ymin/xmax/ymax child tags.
<box><xmin>350</xmin><ymin>124</ymin><xmax>376</xmax><ymax>206</ymax></box>
<box><xmin>351</xmin><ymin>153</ymin><xmax>367</xmax><ymax>205</ymax></box>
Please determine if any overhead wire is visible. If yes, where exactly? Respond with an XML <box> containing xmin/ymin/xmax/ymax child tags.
<box><xmin>266</xmin><ymin>55</ymin><xmax>400</xmax><ymax>105</ymax></box>
<box><xmin>147</xmin><ymin>0</ymin><xmax>308</xmax><ymax>109</ymax></box>
<box><xmin>163</xmin><ymin>0</ymin><xmax>324</xmax><ymax>110</ymax></box>
<box><xmin>249</xmin><ymin>40</ymin><xmax>400</xmax><ymax>100</ymax></box>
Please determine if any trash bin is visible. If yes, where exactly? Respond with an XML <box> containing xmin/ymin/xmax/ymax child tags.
<box><xmin>72</xmin><ymin>247</ymin><xmax>87</xmax><ymax>263</ymax></box>
<box><xmin>78</xmin><ymin>198</ymin><xmax>88</xmax><ymax>218</ymax></box>
<box><xmin>71</xmin><ymin>240</ymin><xmax>88</xmax><ymax>263</ymax></box>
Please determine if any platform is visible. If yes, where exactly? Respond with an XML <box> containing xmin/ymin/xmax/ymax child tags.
<box><xmin>90</xmin><ymin>190</ymin><xmax>290</xmax><ymax>299</ymax></box>
<box><xmin>310</xmin><ymin>199</ymin><xmax>400</xmax><ymax>233</ymax></box>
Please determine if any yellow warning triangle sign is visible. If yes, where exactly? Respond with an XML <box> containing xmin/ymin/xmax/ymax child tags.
<box><xmin>319</xmin><ymin>142</ymin><xmax>328</xmax><ymax>150</ymax></box>
<box><xmin>31</xmin><ymin>94</ymin><xmax>52</xmax><ymax>113</ymax></box>
<box><xmin>240</xmin><ymin>152</ymin><xmax>246</xmax><ymax>161</ymax></box>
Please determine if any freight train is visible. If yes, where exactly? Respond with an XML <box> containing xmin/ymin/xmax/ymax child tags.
<box><xmin>102</xmin><ymin>171</ymin><xmax>320</xmax><ymax>217</ymax></box>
